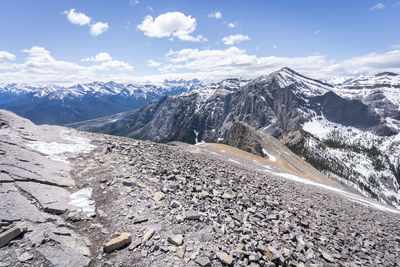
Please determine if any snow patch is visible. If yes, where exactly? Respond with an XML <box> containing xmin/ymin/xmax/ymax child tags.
<box><xmin>27</xmin><ymin>131</ymin><xmax>94</xmax><ymax>164</ymax></box>
<box><xmin>69</xmin><ymin>188</ymin><xmax>96</xmax><ymax>217</ymax></box>
<box><xmin>262</xmin><ymin>148</ymin><xmax>276</xmax><ymax>161</ymax></box>
<box><xmin>270</xmin><ymin>171</ymin><xmax>399</xmax><ymax>214</ymax></box>
<box><xmin>228</xmin><ymin>158</ymin><xmax>240</xmax><ymax>164</ymax></box>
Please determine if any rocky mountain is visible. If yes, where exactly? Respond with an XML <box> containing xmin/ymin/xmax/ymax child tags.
<box><xmin>71</xmin><ymin>68</ymin><xmax>400</xmax><ymax>209</ymax></box>
<box><xmin>0</xmin><ymin>79</ymin><xmax>206</xmax><ymax>125</ymax></box>
<box><xmin>1</xmin><ymin>110</ymin><xmax>399</xmax><ymax>266</ymax></box>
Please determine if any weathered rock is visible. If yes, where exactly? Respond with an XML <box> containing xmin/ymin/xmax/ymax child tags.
<box><xmin>167</xmin><ymin>235</ymin><xmax>184</xmax><ymax>246</ymax></box>
<box><xmin>216</xmin><ymin>251</ymin><xmax>234</xmax><ymax>265</ymax></box>
<box><xmin>142</xmin><ymin>229</ymin><xmax>155</xmax><ymax>244</ymax></box>
<box><xmin>133</xmin><ymin>217</ymin><xmax>148</xmax><ymax>224</ymax></box>
<box><xmin>16</xmin><ymin>250</ymin><xmax>34</xmax><ymax>262</ymax></box>
<box><xmin>184</xmin><ymin>210</ymin><xmax>201</xmax><ymax>220</ymax></box>
<box><xmin>195</xmin><ymin>256</ymin><xmax>211</xmax><ymax>266</ymax></box>
<box><xmin>0</xmin><ymin>222</ymin><xmax>26</xmax><ymax>248</ymax></box>
<box><xmin>104</xmin><ymin>233</ymin><xmax>132</xmax><ymax>253</ymax></box>
<box><xmin>321</xmin><ymin>251</ymin><xmax>334</xmax><ymax>263</ymax></box>
<box><xmin>153</xmin><ymin>191</ymin><xmax>165</xmax><ymax>201</ymax></box>
<box><xmin>266</xmin><ymin>246</ymin><xmax>281</xmax><ymax>262</ymax></box>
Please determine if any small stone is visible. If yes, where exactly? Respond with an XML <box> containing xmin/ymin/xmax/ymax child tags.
<box><xmin>16</xmin><ymin>251</ymin><xmax>33</xmax><ymax>262</ymax></box>
<box><xmin>153</xmin><ymin>191</ymin><xmax>165</xmax><ymax>201</ymax></box>
<box><xmin>184</xmin><ymin>210</ymin><xmax>201</xmax><ymax>220</ymax></box>
<box><xmin>133</xmin><ymin>217</ymin><xmax>148</xmax><ymax>224</ymax></box>
<box><xmin>170</xmin><ymin>200</ymin><xmax>181</xmax><ymax>208</ymax></box>
<box><xmin>168</xmin><ymin>246</ymin><xmax>177</xmax><ymax>253</ymax></box>
<box><xmin>321</xmin><ymin>251</ymin><xmax>334</xmax><ymax>263</ymax></box>
<box><xmin>168</xmin><ymin>235</ymin><xmax>184</xmax><ymax>246</ymax></box>
<box><xmin>177</xmin><ymin>247</ymin><xmax>185</xmax><ymax>258</ymax></box>
<box><xmin>103</xmin><ymin>232</ymin><xmax>132</xmax><ymax>253</ymax></box>
<box><xmin>142</xmin><ymin>229</ymin><xmax>155</xmax><ymax>244</ymax></box>
<box><xmin>222</xmin><ymin>193</ymin><xmax>233</xmax><ymax>199</ymax></box>
<box><xmin>216</xmin><ymin>251</ymin><xmax>234</xmax><ymax>265</ymax></box>
<box><xmin>128</xmin><ymin>240</ymin><xmax>141</xmax><ymax>251</ymax></box>
<box><xmin>266</xmin><ymin>246</ymin><xmax>281</xmax><ymax>261</ymax></box>
<box><xmin>195</xmin><ymin>256</ymin><xmax>211</xmax><ymax>266</ymax></box>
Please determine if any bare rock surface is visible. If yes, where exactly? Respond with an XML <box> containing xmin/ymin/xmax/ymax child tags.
<box><xmin>1</xmin><ymin>109</ymin><xmax>400</xmax><ymax>266</ymax></box>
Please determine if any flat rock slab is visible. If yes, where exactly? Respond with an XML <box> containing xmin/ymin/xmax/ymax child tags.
<box><xmin>15</xmin><ymin>181</ymin><xmax>72</xmax><ymax>215</ymax></box>
<box><xmin>0</xmin><ymin>183</ymin><xmax>46</xmax><ymax>223</ymax></box>
<box><xmin>104</xmin><ymin>232</ymin><xmax>132</xmax><ymax>253</ymax></box>
<box><xmin>27</xmin><ymin>223</ymin><xmax>91</xmax><ymax>267</ymax></box>
<box><xmin>0</xmin><ymin>222</ymin><xmax>26</xmax><ymax>248</ymax></box>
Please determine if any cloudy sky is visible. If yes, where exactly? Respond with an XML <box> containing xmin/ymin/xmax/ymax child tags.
<box><xmin>1</xmin><ymin>0</ymin><xmax>400</xmax><ymax>85</ymax></box>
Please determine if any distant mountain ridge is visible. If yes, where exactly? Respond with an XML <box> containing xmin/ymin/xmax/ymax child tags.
<box><xmin>0</xmin><ymin>79</ymin><xmax>207</xmax><ymax>125</ymax></box>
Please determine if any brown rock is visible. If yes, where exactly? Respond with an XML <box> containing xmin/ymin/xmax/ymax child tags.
<box><xmin>103</xmin><ymin>232</ymin><xmax>132</xmax><ymax>253</ymax></box>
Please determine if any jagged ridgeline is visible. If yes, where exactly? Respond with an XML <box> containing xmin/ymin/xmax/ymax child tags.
<box><xmin>68</xmin><ymin>68</ymin><xmax>400</xmax><ymax>208</ymax></box>
<box><xmin>0</xmin><ymin>80</ymin><xmax>207</xmax><ymax>125</ymax></box>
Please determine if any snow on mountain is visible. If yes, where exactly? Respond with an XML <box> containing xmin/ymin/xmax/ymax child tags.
<box><xmin>0</xmin><ymin>79</ymin><xmax>206</xmax><ymax>101</ymax></box>
<box><xmin>0</xmin><ymin>79</ymin><xmax>207</xmax><ymax>125</ymax></box>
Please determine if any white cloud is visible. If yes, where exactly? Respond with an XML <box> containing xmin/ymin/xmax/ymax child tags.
<box><xmin>137</xmin><ymin>12</ymin><xmax>207</xmax><ymax>42</ymax></box>
<box><xmin>158</xmin><ymin>64</ymin><xmax>177</xmax><ymax>73</ymax></box>
<box><xmin>149</xmin><ymin>47</ymin><xmax>400</xmax><ymax>82</ymax></box>
<box><xmin>63</xmin><ymin>8</ymin><xmax>108</xmax><ymax>37</ymax></box>
<box><xmin>222</xmin><ymin>34</ymin><xmax>250</xmax><ymax>45</ymax></box>
<box><xmin>208</xmin><ymin>11</ymin><xmax>222</xmax><ymax>19</ymax></box>
<box><xmin>0</xmin><ymin>51</ymin><xmax>16</xmax><ymax>61</ymax></box>
<box><xmin>82</xmin><ymin>52</ymin><xmax>113</xmax><ymax>62</ymax></box>
<box><xmin>272</xmin><ymin>45</ymin><xmax>278</xmax><ymax>49</ymax></box>
<box><xmin>64</xmin><ymin>8</ymin><xmax>91</xmax><ymax>26</ymax></box>
<box><xmin>370</xmin><ymin>3</ymin><xmax>385</xmax><ymax>11</ymax></box>
<box><xmin>129</xmin><ymin>0</ymin><xmax>139</xmax><ymax>5</ymax></box>
<box><xmin>147</xmin><ymin>59</ymin><xmax>161</xmax><ymax>67</ymax></box>
<box><xmin>90</xmin><ymin>22</ymin><xmax>109</xmax><ymax>37</ymax></box>
<box><xmin>2</xmin><ymin>46</ymin><xmax>400</xmax><ymax>85</ymax></box>
<box><xmin>227</xmin><ymin>23</ymin><xmax>235</xmax><ymax>28</ymax></box>
<box><xmin>0</xmin><ymin>46</ymin><xmax>133</xmax><ymax>85</ymax></box>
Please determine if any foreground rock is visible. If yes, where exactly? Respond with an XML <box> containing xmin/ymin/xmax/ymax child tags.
<box><xmin>0</xmin><ymin>223</ymin><xmax>26</xmax><ymax>248</ymax></box>
<box><xmin>1</xmin><ymin>110</ymin><xmax>400</xmax><ymax>266</ymax></box>
<box><xmin>104</xmin><ymin>233</ymin><xmax>132</xmax><ymax>253</ymax></box>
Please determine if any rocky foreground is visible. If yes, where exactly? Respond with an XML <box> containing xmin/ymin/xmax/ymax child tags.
<box><xmin>1</xmin><ymin>110</ymin><xmax>400</xmax><ymax>267</ymax></box>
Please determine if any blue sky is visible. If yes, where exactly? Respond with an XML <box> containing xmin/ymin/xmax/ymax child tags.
<box><xmin>0</xmin><ymin>0</ymin><xmax>400</xmax><ymax>84</ymax></box>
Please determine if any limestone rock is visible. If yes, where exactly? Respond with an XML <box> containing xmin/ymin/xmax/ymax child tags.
<box><xmin>142</xmin><ymin>229</ymin><xmax>155</xmax><ymax>244</ymax></box>
<box><xmin>153</xmin><ymin>191</ymin><xmax>165</xmax><ymax>201</ymax></box>
<box><xmin>104</xmin><ymin>233</ymin><xmax>132</xmax><ymax>253</ymax></box>
<box><xmin>167</xmin><ymin>235</ymin><xmax>183</xmax><ymax>246</ymax></box>
<box><xmin>216</xmin><ymin>251</ymin><xmax>234</xmax><ymax>265</ymax></box>
<box><xmin>0</xmin><ymin>222</ymin><xmax>26</xmax><ymax>248</ymax></box>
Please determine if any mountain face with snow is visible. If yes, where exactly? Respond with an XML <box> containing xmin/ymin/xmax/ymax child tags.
<box><xmin>72</xmin><ymin>67</ymin><xmax>400</xmax><ymax>208</ymax></box>
<box><xmin>0</xmin><ymin>80</ymin><xmax>206</xmax><ymax>125</ymax></box>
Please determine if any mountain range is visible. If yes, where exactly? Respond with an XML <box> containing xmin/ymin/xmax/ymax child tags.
<box><xmin>0</xmin><ymin>79</ymin><xmax>206</xmax><ymax>125</ymax></box>
<box><xmin>67</xmin><ymin>68</ymin><xmax>400</xmax><ymax>209</ymax></box>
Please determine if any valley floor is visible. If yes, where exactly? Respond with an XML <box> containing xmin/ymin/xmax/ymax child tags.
<box><xmin>0</xmin><ymin>110</ymin><xmax>399</xmax><ymax>266</ymax></box>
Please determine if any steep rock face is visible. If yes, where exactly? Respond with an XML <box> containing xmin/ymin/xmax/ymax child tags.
<box><xmin>223</xmin><ymin>122</ymin><xmax>265</xmax><ymax>157</ymax></box>
<box><xmin>310</xmin><ymin>91</ymin><xmax>381</xmax><ymax>128</ymax></box>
